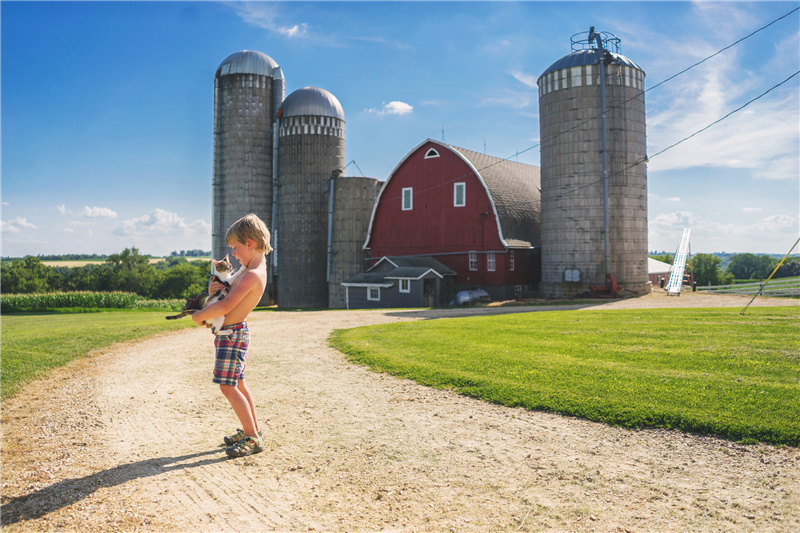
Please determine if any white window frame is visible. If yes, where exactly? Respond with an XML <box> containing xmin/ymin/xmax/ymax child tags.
<box><xmin>367</xmin><ymin>287</ymin><xmax>381</xmax><ymax>301</ymax></box>
<box><xmin>402</xmin><ymin>187</ymin><xmax>413</xmax><ymax>211</ymax></box>
<box><xmin>469</xmin><ymin>252</ymin><xmax>478</xmax><ymax>271</ymax></box>
<box><xmin>425</xmin><ymin>148</ymin><xmax>440</xmax><ymax>159</ymax></box>
<box><xmin>487</xmin><ymin>252</ymin><xmax>496</xmax><ymax>272</ymax></box>
<box><xmin>399</xmin><ymin>279</ymin><xmax>411</xmax><ymax>293</ymax></box>
<box><xmin>454</xmin><ymin>182</ymin><xmax>466</xmax><ymax>207</ymax></box>
<box><xmin>509</xmin><ymin>250</ymin><xmax>515</xmax><ymax>271</ymax></box>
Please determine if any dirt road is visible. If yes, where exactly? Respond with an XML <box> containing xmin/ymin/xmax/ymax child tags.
<box><xmin>2</xmin><ymin>291</ymin><xmax>798</xmax><ymax>532</ymax></box>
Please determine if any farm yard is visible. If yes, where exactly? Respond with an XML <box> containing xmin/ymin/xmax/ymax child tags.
<box><xmin>1</xmin><ymin>291</ymin><xmax>798</xmax><ymax>532</ymax></box>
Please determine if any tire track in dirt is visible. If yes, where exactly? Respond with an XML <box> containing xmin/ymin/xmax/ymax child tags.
<box><xmin>2</xmin><ymin>292</ymin><xmax>798</xmax><ymax>532</ymax></box>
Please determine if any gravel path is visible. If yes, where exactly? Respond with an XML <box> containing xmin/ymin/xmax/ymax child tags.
<box><xmin>1</xmin><ymin>291</ymin><xmax>798</xmax><ymax>532</ymax></box>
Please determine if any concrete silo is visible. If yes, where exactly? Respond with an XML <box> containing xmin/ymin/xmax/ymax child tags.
<box><xmin>212</xmin><ymin>50</ymin><xmax>284</xmax><ymax>302</ymax></box>
<box><xmin>537</xmin><ymin>29</ymin><xmax>650</xmax><ymax>298</ymax></box>
<box><xmin>276</xmin><ymin>87</ymin><xmax>345</xmax><ymax>308</ymax></box>
<box><xmin>328</xmin><ymin>176</ymin><xmax>381</xmax><ymax>309</ymax></box>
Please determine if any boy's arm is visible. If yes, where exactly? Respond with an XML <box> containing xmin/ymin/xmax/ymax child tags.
<box><xmin>192</xmin><ymin>271</ymin><xmax>259</xmax><ymax>325</ymax></box>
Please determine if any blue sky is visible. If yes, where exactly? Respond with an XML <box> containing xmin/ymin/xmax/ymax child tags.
<box><xmin>2</xmin><ymin>1</ymin><xmax>798</xmax><ymax>257</ymax></box>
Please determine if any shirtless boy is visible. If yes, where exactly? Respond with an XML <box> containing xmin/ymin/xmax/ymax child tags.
<box><xmin>192</xmin><ymin>213</ymin><xmax>271</xmax><ymax>457</ymax></box>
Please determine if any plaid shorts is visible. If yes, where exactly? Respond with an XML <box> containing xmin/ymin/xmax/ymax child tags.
<box><xmin>213</xmin><ymin>322</ymin><xmax>250</xmax><ymax>386</ymax></box>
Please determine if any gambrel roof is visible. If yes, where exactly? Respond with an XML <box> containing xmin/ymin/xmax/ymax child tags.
<box><xmin>365</xmin><ymin>139</ymin><xmax>541</xmax><ymax>250</ymax></box>
<box><xmin>447</xmin><ymin>144</ymin><xmax>541</xmax><ymax>248</ymax></box>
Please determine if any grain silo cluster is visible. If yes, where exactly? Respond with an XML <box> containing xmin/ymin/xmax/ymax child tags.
<box><xmin>212</xmin><ymin>28</ymin><xmax>650</xmax><ymax>308</ymax></box>
<box><xmin>212</xmin><ymin>52</ymin><xmax>378</xmax><ymax>308</ymax></box>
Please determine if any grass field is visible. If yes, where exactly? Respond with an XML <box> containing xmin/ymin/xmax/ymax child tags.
<box><xmin>1</xmin><ymin>312</ymin><xmax>194</xmax><ymax>399</ymax></box>
<box><xmin>330</xmin><ymin>306</ymin><xmax>800</xmax><ymax>446</ymax></box>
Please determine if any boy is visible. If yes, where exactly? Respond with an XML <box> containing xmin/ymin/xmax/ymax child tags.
<box><xmin>192</xmin><ymin>213</ymin><xmax>272</xmax><ymax>458</ymax></box>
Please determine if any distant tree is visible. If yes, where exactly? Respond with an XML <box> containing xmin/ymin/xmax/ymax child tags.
<box><xmin>727</xmin><ymin>253</ymin><xmax>781</xmax><ymax>280</ymax></box>
<box><xmin>650</xmin><ymin>254</ymin><xmax>673</xmax><ymax>264</ymax></box>
<box><xmin>104</xmin><ymin>247</ymin><xmax>157</xmax><ymax>297</ymax></box>
<box><xmin>774</xmin><ymin>259</ymin><xmax>800</xmax><ymax>278</ymax></box>
<box><xmin>0</xmin><ymin>257</ymin><xmax>64</xmax><ymax>293</ymax></box>
<box><xmin>690</xmin><ymin>253</ymin><xmax>732</xmax><ymax>286</ymax></box>
<box><xmin>155</xmin><ymin>262</ymin><xmax>210</xmax><ymax>299</ymax></box>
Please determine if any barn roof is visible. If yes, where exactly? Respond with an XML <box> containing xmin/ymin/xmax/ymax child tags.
<box><xmin>365</xmin><ymin>139</ymin><xmax>542</xmax><ymax>250</ymax></box>
<box><xmin>447</xmin><ymin>143</ymin><xmax>541</xmax><ymax>248</ymax></box>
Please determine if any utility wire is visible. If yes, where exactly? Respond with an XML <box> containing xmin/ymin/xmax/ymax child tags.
<box><xmin>373</xmin><ymin>7</ymin><xmax>799</xmax><ymax>205</ymax></box>
<box><xmin>546</xmin><ymin>70</ymin><xmax>799</xmax><ymax>203</ymax></box>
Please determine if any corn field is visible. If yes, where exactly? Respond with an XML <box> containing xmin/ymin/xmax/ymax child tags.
<box><xmin>1</xmin><ymin>292</ymin><xmax>183</xmax><ymax>313</ymax></box>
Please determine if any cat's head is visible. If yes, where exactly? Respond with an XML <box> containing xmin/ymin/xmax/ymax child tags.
<box><xmin>212</xmin><ymin>255</ymin><xmax>233</xmax><ymax>275</ymax></box>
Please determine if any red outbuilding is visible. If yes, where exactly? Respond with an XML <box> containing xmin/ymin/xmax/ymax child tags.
<box><xmin>364</xmin><ymin>139</ymin><xmax>542</xmax><ymax>302</ymax></box>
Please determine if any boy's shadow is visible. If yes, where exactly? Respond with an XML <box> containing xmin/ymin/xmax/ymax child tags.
<box><xmin>1</xmin><ymin>449</ymin><xmax>228</xmax><ymax>526</ymax></box>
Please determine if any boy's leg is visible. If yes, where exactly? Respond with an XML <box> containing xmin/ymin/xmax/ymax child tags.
<box><xmin>219</xmin><ymin>384</ymin><xmax>258</xmax><ymax>438</ymax></box>
<box><xmin>236</xmin><ymin>378</ymin><xmax>260</xmax><ymax>433</ymax></box>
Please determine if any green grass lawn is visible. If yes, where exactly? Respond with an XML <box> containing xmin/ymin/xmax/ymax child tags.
<box><xmin>330</xmin><ymin>306</ymin><xmax>800</xmax><ymax>446</ymax></box>
<box><xmin>1</xmin><ymin>311</ymin><xmax>194</xmax><ymax>399</ymax></box>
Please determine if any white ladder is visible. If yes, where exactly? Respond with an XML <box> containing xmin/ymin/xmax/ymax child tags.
<box><xmin>666</xmin><ymin>228</ymin><xmax>691</xmax><ymax>295</ymax></box>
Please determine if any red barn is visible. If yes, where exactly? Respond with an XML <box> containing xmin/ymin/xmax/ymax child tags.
<box><xmin>364</xmin><ymin>139</ymin><xmax>541</xmax><ymax>302</ymax></box>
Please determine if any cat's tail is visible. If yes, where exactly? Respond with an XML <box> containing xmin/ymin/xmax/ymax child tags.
<box><xmin>165</xmin><ymin>310</ymin><xmax>197</xmax><ymax>320</ymax></box>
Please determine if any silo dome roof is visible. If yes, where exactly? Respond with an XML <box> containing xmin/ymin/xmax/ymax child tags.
<box><xmin>538</xmin><ymin>49</ymin><xmax>643</xmax><ymax>81</ymax></box>
<box><xmin>280</xmin><ymin>86</ymin><xmax>345</xmax><ymax>120</ymax></box>
<box><xmin>217</xmin><ymin>50</ymin><xmax>280</xmax><ymax>77</ymax></box>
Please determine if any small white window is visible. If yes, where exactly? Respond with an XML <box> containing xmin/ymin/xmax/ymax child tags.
<box><xmin>454</xmin><ymin>182</ymin><xmax>465</xmax><ymax>207</ymax></box>
<box><xmin>509</xmin><ymin>251</ymin><xmax>515</xmax><ymax>271</ymax></box>
<box><xmin>469</xmin><ymin>252</ymin><xmax>478</xmax><ymax>271</ymax></box>
<box><xmin>402</xmin><ymin>187</ymin><xmax>413</xmax><ymax>210</ymax></box>
<box><xmin>399</xmin><ymin>279</ymin><xmax>410</xmax><ymax>293</ymax></box>
<box><xmin>424</xmin><ymin>148</ymin><xmax>440</xmax><ymax>159</ymax></box>
<box><xmin>487</xmin><ymin>252</ymin><xmax>496</xmax><ymax>272</ymax></box>
<box><xmin>368</xmin><ymin>287</ymin><xmax>381</xmax><ymax>301</ymax></box>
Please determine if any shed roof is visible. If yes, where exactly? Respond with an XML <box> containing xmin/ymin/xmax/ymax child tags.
<box><xmin>344</xmin><ymin>255</ymin><xmax>456</xmax><ymax>286</ymax></box>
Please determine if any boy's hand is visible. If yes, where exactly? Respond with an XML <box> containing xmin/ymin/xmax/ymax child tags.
<box><xmin>191</xmin><ymin>313</ymin><xmax>206</xmax><ymax>327</ymax></box>
<box><xmin>209</xmin><ymin>280</ymin><xmax>225</xmax><ymax>295</ymax></box>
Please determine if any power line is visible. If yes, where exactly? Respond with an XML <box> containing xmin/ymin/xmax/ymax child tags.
<box><xmin>497</xmin><ymin>6</ymin><xmax>799</xmax><ymax>169</ymax></box>
<box><xmin>373</xmin><ymin>7</ymin><xmax>799</xmax><ymax>206</ymax></box>
<box><xmin>546</xmin><ymin>70</ymin><xmax>799</xmax><ymax>203</ymax></box>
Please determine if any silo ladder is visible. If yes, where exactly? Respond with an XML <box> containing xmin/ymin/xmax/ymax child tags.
<box><xmin>665</xmin><ymin>228</ymin><xmax>691</xmax><ymax>296</ymax></box>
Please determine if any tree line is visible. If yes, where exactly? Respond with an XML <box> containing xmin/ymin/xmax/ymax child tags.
<box><xmin>1</xmin><ymin>248</ymin><xmax>211</xmax><ymax>299</ymax></box>
<box><xmin>651</xmin><ymin>252</ymin><xmax>800</xmax><ymax>287</ymax></box>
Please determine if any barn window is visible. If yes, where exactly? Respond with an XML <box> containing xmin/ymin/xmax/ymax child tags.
<box><xmin>487</xmin><ymin>252</ymin><xmax>496</xmax><ymax>272</ymax></box>
<box><xmin>402</xmin><ymin>187</ymin><xmax>413</xmax><ymax>210</ymax></box>
<box><xmin>509</xmin><ymin>251</ymin><xmax>515</xmax><ymax>271</ymax></box>
<box><xmin>424</xmin><ymin>148</ymin><xmax>440</xmax><ymax>159</ymax></box>
<box><xmin>368</xmin><ymin>287</ymin><xmax>381</xmax><ymax>301</ymax></box>
<box><xmin>469</xmin><ymin>252</ymin><xmax>478</xmax><ymax>271</ymax></box>
<box><xmin>454</xmin><ymin>182</ymin><xmax>466</xmax><ymax>207</ymax></box>
<box><xmin>399</xmin><ymin>279</ymin><xmax>410</xmax><ymax>293</ymax></box>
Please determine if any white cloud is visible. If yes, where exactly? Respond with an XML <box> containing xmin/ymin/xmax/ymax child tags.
<box><xmin>664</xmin><ymin>197</ymin><xmax>681</xmax><ymax>202</ymax></box>
<box><xmin>1</xmin><ymin>217</ymin><xmax>38</xmax><ymax>234</ymax></box>
<box><xmin>230</xmin><ymin>3</ymin><xmax>308</xmax><ymax>39</ymax></box>
<box><xmin>82</xmin><ymin>206</ymin><xmax>118</xmax><ymax>218</ymax></box>
<box><xmin>645</xmin><ymin>18</ymin><xmax>799</xmax><ymax>181</ymax></box>
<box><xmin>367</xmin><ymin>101</ymin><xmax>414</xmax><ymax>116</ymax></box>
<box><xmin>115</xmin><ymin>209</ymin><xmax>210</xmax><ymax>237</ymax></box>
<box><xmin>649</xmin><ymin>210</ymin><xmax>800</xmax><ymax>252</ymax></box>
<box><xmin>743</xmin><ymin>207</ymin><xmax>763</xmax><ymax>213</ymax></box>
<box><xmin>57</xmin><ymin>204</ymin><xmax>68</xmax><ymax>215</ymax></box>
<box><xmin>510</xmin><ymin>69</ymin><xmax>538</xmax><ymax>89</ymax></box>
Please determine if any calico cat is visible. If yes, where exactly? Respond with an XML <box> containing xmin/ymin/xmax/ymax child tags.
<box><xmin>166</xmin><ymin>255</ymin><xmax>241</xmax><ymax>335</ymax></box>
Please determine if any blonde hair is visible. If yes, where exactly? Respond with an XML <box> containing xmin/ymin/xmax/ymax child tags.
<box><xmin>225</xmin><ymin>213</ymin><xmax>273</xmax><ymax>254</ymax></box>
